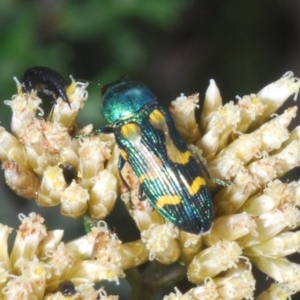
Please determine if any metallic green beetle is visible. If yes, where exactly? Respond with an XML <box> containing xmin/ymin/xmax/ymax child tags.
<box><xmin>99</xmin><ymin>80</ymin><xmax>213</xmax><ymax>235</ymax></box>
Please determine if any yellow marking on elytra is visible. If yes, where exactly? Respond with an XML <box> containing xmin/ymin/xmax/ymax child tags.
<box><xmin>121</xmin><ymin>123</ymin><xmax>142</xmax><ymax>141</ymax></box>
<box><xmin>149</xmin><ymin>109</ymin><xmax>192</xmax><ymax>165</ymax></box>
<box><xmin>156</xmin><ymin>195</ymin><xmax>181</xmax><ymax>209</ymax></box>
<box><xmin>166</xmin><ymin>143</ymin><xmax>192</xmax><ymax>164</ymax></box>
<box><xmin>188</xmin><ymin>176</ymin><xmax>206</xmax><ymax>195</ymax></box>
<box><xmin>149</xmin><ymin>109</ymin><xmax>166</xmax><ymax>129</ymax></box>
<box><xmin>120</xmin><ymin>149</ymin><xmax>127</xmax><ymax>160</ymax></box>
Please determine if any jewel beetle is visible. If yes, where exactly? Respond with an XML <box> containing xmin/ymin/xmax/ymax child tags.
<box><xmin>22</xmin><ymin>66</ymin><xmax>72</xmax><ymax>108</ymax></box>
<box><xmin>98</xmin><ymin>80</ymin><xmax>213</xmax><ymax>235</ymax></box>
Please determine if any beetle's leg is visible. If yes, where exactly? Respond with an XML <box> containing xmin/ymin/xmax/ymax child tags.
<box><xmin>94</xmin><ymin>127</ymin><xmax>114</xmax><ymax>134</ymax></box>
<box><xmin>138</xmin><ymin>184</ymin><xmax>145</xmax><ymax>201</ymax></box>
<box><xmin>189</xmin><ymin>145</ymin><xmax>230</xmax><ymax>186</ymax></box>
<box><xmin>42</xmin><ymin>88</ymin><xmax>55</xmax><ymax>97</ymax></box>
<box><xmin>74</xmin><ymin>126</ymin><xmax>114</xmax><ymax>139</ymax></box>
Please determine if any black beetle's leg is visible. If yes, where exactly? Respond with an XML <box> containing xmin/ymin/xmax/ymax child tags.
<box><xmin>73</xmin><ymin>126</ymin><xmax>114</xmax><ymax>139</ymax></box>
<box><xmin>138</xmin><ymin>185</ymin><xmax>144</xmax><ymax>201</ymax></box>
<box><xmin>94</xmin><ymin>126</ymin><xmax>114</xmax><ymax>134</ymax></box>
<box><xmin>43</xmin><ymin>88</ymin><xmax>55</xmax><ymax>98</ymax></box>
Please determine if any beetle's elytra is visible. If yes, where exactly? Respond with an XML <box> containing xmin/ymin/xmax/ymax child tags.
<box><xmin>22</xmin><ymin>66</ymin><xmax>71</xmax><ymax>108</ymax></box>
<box><xmin>99</xmin><ymin>80</ymin><xmax>213</xmax><ymax>235</ymax></box>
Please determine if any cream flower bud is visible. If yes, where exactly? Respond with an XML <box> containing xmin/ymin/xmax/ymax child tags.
<box><xmin>214</xmin><ymin>133</ymin><xmax>261</xmax><ymax>165</ymax></box>
<box><xmin>207</xmin><ymin>150</ymin><xmax>244</xmax><ymax>180</ymax></box>
<box><xmin>197</xmin><ymin>102</ymin><xmax>241</xmax><ymax>159</ymax></box>
<box><xmin>2</xmin><ymin>276</ymin><xmax>35</xmax><ymax>300</ymax></box>
<box><xmin>19</xmin><ymin>118</ymin><xmax>69</xmax><ymax>176</ymax></box>
<box><xmin>4</xmin><ymin>78</ymin><xmax>43</xmax><ymax>136</ymax></box>
<box><xmin>178</xmin><ymin>231</ymin><xmax>203</xmax><ymax>266</ymax></box>
<box><xmin>2</xmin><ymin>160</ymin><xmax>40</xmax><ymax>199</ymax></box>
<box><xmin>60</xmin><ymin>181</ymin><xmax>89</xmax><ymax>218</ymax></box>
<box><xmin>70</xmin><ymin>223</ymin><xmax>125</xmax><ymax>284</ymax></box>
<box><xmin>239</xmin><ymin>179</ymin><xmax>295</xmax><ymax>216</ymax></box>
<box><xmin>10</xmin><ymin>213</ymin><xmax>47</xmax><ymax>267</ymax></box>
<box><xmin>38</xmin><ymin>230</ymin><xmax>64</xmax><ymax>258</ymax></box>
<box><xmin>0</xmin><ymin>265</ymin><xmax>9</xmax><ymax>296</ymax></box>
<box><xmin>256</xmin><ymin>71</ymin><xmax>300</xmax><ymax>123</ymax></box>
<box><xmin>59</xmin><ymin>141</ymin><xmax>80</xmax><ymax>170</ymax></box>
<box><xmin>211</xmin><ymin>106</ymin><xmax>294</xmax><ymax>174</ymax></box>
<box><xmin>0</xmin><ymin>127</ymin><xmax>31</xmax><ymax>169</ymax></box>
<box><xmin>247</xmin><ymin>137</ymin><xmax>300</xmax><ymax>185</ymax></box>
<box><xmin>237</xmin><ymin>204</ymin><xmax>300</xmax><ymax>248</ymax></box>
<box><xmin>37</xmin><ymin>165</ymin><xmax>67</xmax><ymax>206</ymax></box>
<box><xmin>251</xmin><ymin>257</ymin><xmax>300</xmax><ymax>291</ymax></box>
<box><xmin>213</xmin><ymin>265</ymin><xmax>255</xmax><ymax>300</ymax></box>
<box><xmin>169</xmin><ymin>93</ymin><xmax>201</xmax><ymax>143</ymax></box>
<box><xmin>141</xmin><ymin>223</ymin><xmax>180</xmax><ymax>264</ymax></box>
<box><xmin>200</xmin><ymin>79</ymin><xmax>223</xmax><ymax>131</ymax></box>
<box><xmin>66</xmin><ymin>226</ymin><xmax>103</xmax><ymax>259</ymax></box>
<box><xmin>289</xmin><ymin>179</ymin><xmax>300</xmax><ymax>207</ymax></box>
<box><xmin>47</xmin><ymin>243</ymin><xmax>75</xmax><ymax>280</ymax></box>
<box><xmin>257</xmin><ymin>106</ymin><xmax>296</xmax><ymax>151</ymax></box>
<box><xmin>0</xmin><ymin>224</ymin><xmax>13</xmax><ymax>269</ymax></box>
<box><xmin>244</xmin><ymin>231</ymin><xmax>300</xmax><ymax>257</ymax></box>
<box><xmin>255</xmin><ymin>283</ymin><xmax>296</xmax><ymax>300</ymax></box>
<box><xmin>196</xmin><ymin>128</ymin><xmax>220</xmax><ymax>160</ymax></box>
<box><xmin>236</xmin><ymin>94</ymin><xmax>265</xmax><ymax>133</ymax></box>
<box><xmin>214</xmin><ymin>168</ymin><xmax>258</xmax><ymax>216</ymax></box>
<box><xmin>187</xmin><ymin>240</ymin><xmax>242</xmax><ymax>284</ymax></box>
<box><xmin>78</xmin><ymin>136</ymin><xmax>111</xmax><ymax>187</ymax></box>
<box><xmin>164</xmin><ymin>281</ymin><xmax>219</xmax><ymax>300</ymax></box>
<box><xmin>15</xmin><ymin>256</ymin><xmax>51</xmax><ymax>295</ymax></box>
<box><xmin>88</xmin><ymin>169</ymin><xmax>118</xmax><ymax>219</ymax></box>
<box><xmin>51</xmin><ymin>78</ymin><xmax>89</xmax><ymax>127</ymax></box>
<box><xmin>203</xmin><ymin>212</ymin><xmax>257</xmax><ymax>246</ymax></box>
<box><xmin>118</xmin><ymin>240</ymin><xmax>148</xmax><ymax>269</ymax></box>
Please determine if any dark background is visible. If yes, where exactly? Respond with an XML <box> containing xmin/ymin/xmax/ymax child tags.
<box><xmin>0</xmin><ymin>0</ymin><xmax>299</xmax><ymax>298</ymax></box>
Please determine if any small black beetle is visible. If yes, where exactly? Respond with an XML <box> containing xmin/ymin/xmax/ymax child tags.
<box><xmin>22</xmin><ymin>66</ymin><xmax>71</xmax><ymax>108</ymax></box>
<box><xmin>62</xmin><ymin>165</ymin><xmax>78</xmax><ymax>185</ymax></box>
<box><xmin>58</xmin><ymin>280</ymin><xmax>76</xmax><ymax>296</ymax></box>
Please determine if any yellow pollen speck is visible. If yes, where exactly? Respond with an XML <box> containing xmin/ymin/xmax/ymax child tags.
<box><xmin>35</xmin><ymin>266</ymin><xmax>44</xmax><ymax>275</ymax></box>
<box><xmin>251</xmin><ymin>96</ymin><xmax>260</xmax><ymax>104</ymax></box>
<box><xmin>156</xmin><ymin>195</ymin><xmax>181</xmax><ymax>209</ymax></box>
<box><xmin>66</xmin><ymin>81</ymin><xmax>77</xmax><ymax>96</ymax></box>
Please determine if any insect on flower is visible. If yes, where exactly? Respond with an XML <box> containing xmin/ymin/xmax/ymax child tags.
<box><xmin>96</xmin><ymin>79</ymin><xmax>214</xmax><ymax>235</ymax></box>
<box><xmin>22</xmin><ymin>66</ymin><xmax>72</xmax><ymax>109</ymax></box>
<box><xmin>61</xmin><ymin>165</ymin><xmax>78</xmax><ymax>185</ymax></box>
<box><xmin>58</xmin><ymin>280</ymin><xmax>76</xmax><ymax>296</ymax></box>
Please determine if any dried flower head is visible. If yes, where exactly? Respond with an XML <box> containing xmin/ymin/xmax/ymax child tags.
<box><xmin>0</xmin><ymin>72</ymin><xmax>300</xmax><ymax>299</ymax></box>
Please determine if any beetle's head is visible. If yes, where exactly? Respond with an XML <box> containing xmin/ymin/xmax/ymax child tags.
<box><xmin>101</xmin><ymin>80</ymin><xmax>157</xmax><ymax>124</ymax></box>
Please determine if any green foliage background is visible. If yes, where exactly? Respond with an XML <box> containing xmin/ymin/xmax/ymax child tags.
<box><xmin>0</xmin><ymin>0</ymin><xmax>299</xmax><ymax>298</ymax></box>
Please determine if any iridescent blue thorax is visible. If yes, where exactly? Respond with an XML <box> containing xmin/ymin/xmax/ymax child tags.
<box><xmin>101</xmin><ymin>81</ymin><xmax>157</xmax><ymax>124</ymax></box>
